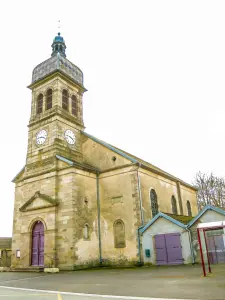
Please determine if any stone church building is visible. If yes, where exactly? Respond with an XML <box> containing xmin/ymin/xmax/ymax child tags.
<box><xmin>11</xmin><ymin>33</ymin><xmax>198</xmax><ymax>270</ymax></box>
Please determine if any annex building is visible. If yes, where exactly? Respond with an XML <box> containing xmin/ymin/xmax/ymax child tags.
<box><xmin>11</xmin><ymin>33</ymin><xmax>198</xmax><ymax>270</ymax></box>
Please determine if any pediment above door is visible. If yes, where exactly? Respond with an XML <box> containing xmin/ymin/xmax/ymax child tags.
<box><xmin>19</xmin><ymin>191</ymin><xmax>59</xmax><ymax>212</ymax></box>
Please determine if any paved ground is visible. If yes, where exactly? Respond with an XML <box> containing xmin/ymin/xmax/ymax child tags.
<box><xmin>0</xmin><ymin>264</ymin><xmax>224</xmax><ymax>300</ymax></box>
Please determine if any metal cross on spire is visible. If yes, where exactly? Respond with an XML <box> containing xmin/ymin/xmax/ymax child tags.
<box><xmin>58</xmin><ymin>20</ymin><xmax>61</xmax><ymax>33</ymax></box>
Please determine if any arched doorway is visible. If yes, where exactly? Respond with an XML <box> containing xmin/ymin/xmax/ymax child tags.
<box><xmin>31</xmin><ymin>221</ymin><xmax>44</xmax><ymax>266</ymax></box>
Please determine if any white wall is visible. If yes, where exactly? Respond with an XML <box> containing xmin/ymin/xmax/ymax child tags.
<box><xmin>142</xmin><ymin>217</ymin><xmax>192</xmax><ymax>265</ymax></box>
<box><xmin>200</xmin><ymin>210</ymin><xmax>225</xmax><ymax>223</ymax></box>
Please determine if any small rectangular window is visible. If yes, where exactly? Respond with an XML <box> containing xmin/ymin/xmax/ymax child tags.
<box><xmin>16</xmin><ymin>250</ymin><xmax>20</xmax><ymax>258</ymax></box>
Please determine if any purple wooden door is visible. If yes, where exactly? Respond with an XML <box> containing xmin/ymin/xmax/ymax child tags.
<box><xmin>155</xmin><ymin>235</ymin><xmax>167</xmax><ymax>265</ymax></box>
<box><xmin>31</xmin><ymin>221</ymin><xmax>44</xmax><ymax>266</ymax></box>
<box><xmin>165</xmin><ymin>233</ymin><xmax>183</xmax><ymax>264</ymax></box>
<box><xmin>155</xmin><ymin>233</ymin><xmax>183</xmax><ymax>265</ymax></box>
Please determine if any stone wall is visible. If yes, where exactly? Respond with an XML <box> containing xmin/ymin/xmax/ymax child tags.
<box><xmin>11</xmin><ymin>170</ymin><xmax>57</xmax><ymax>268</ymax></box>
<box><xmin>139</xmin><ymin>169</ymin><xmax>198</xmax><ymax>223</ymax></box>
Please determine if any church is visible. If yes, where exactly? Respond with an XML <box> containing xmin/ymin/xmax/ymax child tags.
<box><xmin>11</xmin><ymin>33</ymin><xmax>198</xmax><ymax>270</ymax></box>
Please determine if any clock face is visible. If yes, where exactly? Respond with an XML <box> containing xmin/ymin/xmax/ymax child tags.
<box><xmin>64</xmin><ymin>130</ymin><xmax>75</xmax><ymax>145</ymax></box>
<box><xmin>36</xmin><ymin>129</ymin><xmax>47</xmax><ymax>145</ymax></box>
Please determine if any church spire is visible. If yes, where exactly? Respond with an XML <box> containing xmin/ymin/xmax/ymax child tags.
<box><xmin>51</xmin><ymin>32</ymin><xmax>66</xmax><ymax>57</ymax></box>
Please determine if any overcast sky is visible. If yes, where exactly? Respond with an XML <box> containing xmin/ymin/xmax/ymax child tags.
<box><xmin>1</xmin><ymin>0</ymin><xmax>225</xmax><ymax>236</ymax></box>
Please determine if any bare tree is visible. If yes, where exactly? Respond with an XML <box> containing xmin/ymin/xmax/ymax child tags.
<box><xmin>193</xmin><ymin>172</ymin><xmax>225</xmax><ymax>211</ymax></box>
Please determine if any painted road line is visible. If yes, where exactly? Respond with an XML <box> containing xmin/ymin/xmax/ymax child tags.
<box><xmin>58</xmin><ymin>294</ymin><xmax>63</xmax><ymax>300</ymax></box>
<box><xmin>0</xmin><ymin>286</ymin><xmax>197</xmax><ymax>300</ymax></box>
<box><xmin>0</xmin><ymin>294</ymin><xmax>53</xmax><ymax>297</ymax></box>
<box><xmin>0</xmin><ymin>275</ymin><xmax>51</xmax><ymax>284</ymax></box>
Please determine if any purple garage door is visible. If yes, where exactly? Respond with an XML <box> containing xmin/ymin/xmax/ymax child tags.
<box><xmin>207</xmin><ymin>235</ymin><xmax>225</xmax><ymax>264</ymax></box>
<box><xmin>31</xmin><ymin>221</ymin><xmax>44</xmax><ymax>266</ymax></box>
<box><xmin>155</xmin><ymin>233</ymin><xmax>183</xmax><ymax>265</ymax></box>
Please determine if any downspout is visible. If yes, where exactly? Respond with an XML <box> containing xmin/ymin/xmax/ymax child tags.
<box><xmin>137</xmin><ymin>163</ymin><xmax>144</xmax><ymax>226</ymax></box>
<box><xmin>137</xmin><ymin>163</ymin><xmax>144</xmax><ymax>266</ymax></box>
<box><xmin>96</xmin><ymin>172</ymin><xmax>102</xmax><ymax>265</ymax></box>
<box><xmin>186</xmin><ymin>227</ymin><xmax>195</xmax><ymax>264</ymax></box>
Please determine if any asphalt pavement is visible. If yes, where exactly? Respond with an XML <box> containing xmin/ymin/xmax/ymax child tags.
<box><xmin>0</xmin><ymin>264</ymin><xmax>224</xmax><ymax>300</ymax></box>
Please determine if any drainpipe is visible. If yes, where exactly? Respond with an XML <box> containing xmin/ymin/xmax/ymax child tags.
<box><xmin>137</xmin><ymin>163</ymin><xmax>144</xmax><ymax>226</ymax></box>
<box><xmin>96</xmin><ymin>172</ymin><xmax>102</xmax><ymax>265</ymax></box>
<box><xmin>186</xmin><ymin>227</ymin><xmax>195</xmax><ymax>264</ymax></box>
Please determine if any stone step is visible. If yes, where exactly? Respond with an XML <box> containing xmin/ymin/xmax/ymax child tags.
<box><xmin>10</xmin><ymin>267</ymin><xmax>44</xmax><ymax>272</ymax></box>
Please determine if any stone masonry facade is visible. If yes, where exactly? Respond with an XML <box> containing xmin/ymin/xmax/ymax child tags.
<box><xmin>11</xmin><ymin>33</ymin><xmax>198</xmax><ymax>270</ymax></box>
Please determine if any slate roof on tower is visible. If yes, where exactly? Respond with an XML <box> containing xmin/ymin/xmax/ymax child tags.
<box><xmin>31</xmin><ymin>33</ymin><xmax>85</xmax><ymax>89</ymax></box>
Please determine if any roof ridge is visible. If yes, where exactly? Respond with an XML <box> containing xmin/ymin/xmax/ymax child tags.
<box><xmin>81</xmin><ymin>131</ymin><xmax>197</xmax><ymax>190</ymax></box>
<box><xmin>187</xmin><ymin>205</ymin><xmax>225</xmax><ymax>228</ymax></box>
<box><xmin>140</xmin><ymin>212</ymin><xmax>187</xmax><ymax>234</ymax></box>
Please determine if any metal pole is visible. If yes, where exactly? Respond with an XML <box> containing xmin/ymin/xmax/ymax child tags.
<box><xmin>197</xmin><ymin>228</ymin><xmax>206</xmax><ymax>277</ymax></box>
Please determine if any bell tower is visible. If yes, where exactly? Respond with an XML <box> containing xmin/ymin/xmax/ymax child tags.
<box><xmin>26</xmin><ymin>33</ymin><xmax>87</xmax><ymax>175</ymax></box>
<box><xmin>11</xmin><ymin>33</ymin><xmax>88</xmax><ymax>270</ymax></box>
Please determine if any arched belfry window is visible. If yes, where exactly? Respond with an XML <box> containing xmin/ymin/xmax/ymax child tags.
<box><xmin>114</xmin><ymin>219</ymin><xmax>126</xmax><ymax>248</ymax></box>
<box><xmin>37</xmin><ymin>94</ymin><xmax>43</xmax><ymax>114</ymax></box>
<box><xmin>187</xmin><ymin>200</ymin><xmax>192</xmax><ymax>216</ymax></box>
<box><xmin>46</xmin><ymin>89</ymin><xmax>52</xmax><ymax>110</ymax></box>
<box><xmin>62</xmin><ymin>89</ymin><xmax>69</xmax><ymax>111</ymax></box>
<box><xmin>150</xmin><ymin>189</ymin><xmax>158</xmax><ymax>217</ymax></box>
<box><xmin>71</xmin><ymin>95</ymin><xmax>77</xmax><ymax>116</ymax></box>
<box><xmin>171</xmin><ymin>195</ymin><xmax>178</xmax><ymax>215</ymax></box>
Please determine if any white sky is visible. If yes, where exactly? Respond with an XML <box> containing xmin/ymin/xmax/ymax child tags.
<box><xmin>1</xmin><ymin>0</ymin><xmax>225</xmax><ymax>236</ymax></box>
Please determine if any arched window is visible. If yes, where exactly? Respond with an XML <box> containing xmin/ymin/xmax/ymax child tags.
<box><xmin>62</xmin><ymin>89</ymin><xmax>69</xmax><ymax>111</ymax></box>
<box><xmin>83</xmin><ymin>224</ymin><xmax>89</xmax><ymax>240</ymax></box>
<box><xmin>187</xmin><ymin>200</ymin><xmax>192</xmax><ymax>216</ymax></box>
<box><xmin>71</xmin><ymin>95</ymin><xmax>77</xmax><ymax>116</ymax></box>
<box><xmin>150</xmin><ymin>189</ymin><xmax>158</xmax><ymax>217</ymax></box>
<box><xmin>37</xmin><ymin>94</ymin><xmax>43</xmax><ymax>114</ymax></box>
<box><xmin>171</xmin><ymin>195</ymin><xmax>178</xmax><ymax>215</ymax></box>
<box><xmin>114</xmin><ymin>219</ymin><xmax>126</xmax><ymax>248</ymax></box>
<box><xmin>46</xmin><ymin>89</ymin><xmax>52</xmax><ymax>110</ymax></box>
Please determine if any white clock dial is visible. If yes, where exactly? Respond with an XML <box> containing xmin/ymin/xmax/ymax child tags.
<box><xmin>36</xmin><ymin>129</ymin><xmax>47</xmax><ymax>145</ymax></box>
<box><xmin>64</xmin><ymin>130</ymin><xmax>75</xmax><ymax>145</ymax></box>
